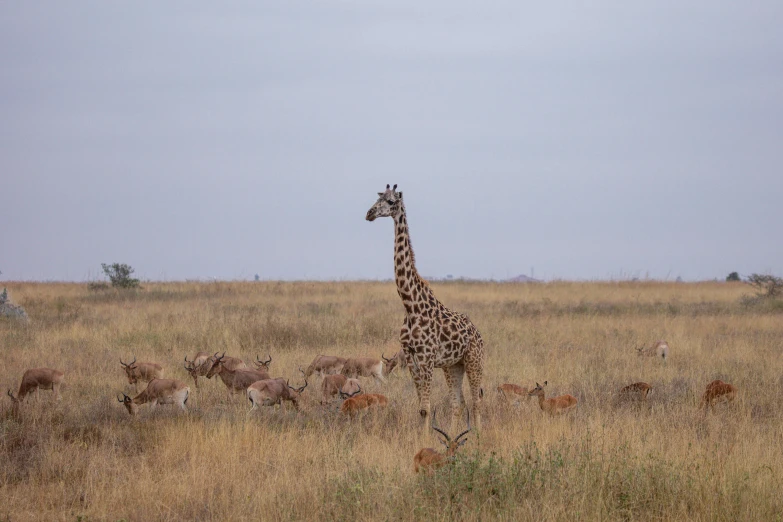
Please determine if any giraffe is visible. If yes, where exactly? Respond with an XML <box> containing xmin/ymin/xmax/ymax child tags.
<box><xmin>366</xmin><ymin>184</ymin><xmax>485</xmax><ymax>436</ymax></box>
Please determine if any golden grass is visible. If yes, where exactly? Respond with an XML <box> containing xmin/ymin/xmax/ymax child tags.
<box><xmin>1</xmin><ymin>280</ymin><xmax>782</xmax><ymax>521</ymax></box>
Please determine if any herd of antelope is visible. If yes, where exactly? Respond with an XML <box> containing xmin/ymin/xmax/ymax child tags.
<box><xmin>5</xmin><ymin>339</ymin><xmax>739</xmax><ymax>473</ymax></box>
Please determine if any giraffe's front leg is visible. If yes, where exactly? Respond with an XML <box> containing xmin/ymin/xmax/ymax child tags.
<box><xmin>409</xmin><ymin>352</ymin><xmax>434</xmax><ymax>440</ymax></box>
<box><xmin>444</xmin><ymin>363</ymin><xmax>466</xmax><ymax>433</ymax></box>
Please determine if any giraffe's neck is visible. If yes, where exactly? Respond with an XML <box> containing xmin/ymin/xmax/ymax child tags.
<box><xmin>393</xmin><ymin>205</ymin><xmax>437</xmax><ymax>316</ymax></box>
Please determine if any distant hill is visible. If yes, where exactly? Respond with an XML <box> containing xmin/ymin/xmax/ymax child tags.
<box><xmin>506</xmin><ymin>274</ymin><xmax>542</xmax><ymax>283</ymax></box>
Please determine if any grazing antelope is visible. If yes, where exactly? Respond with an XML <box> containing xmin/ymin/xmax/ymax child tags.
<box><xmin>341</xmin><ymin>357</ymin><xmax>385</xmax><ymax>382</ymax></box>
<box><xmin>183</xmin><ymin>352</ymin><xmax>212</xmax><ymax>389</ymax></box>
<box><xmin>117</xmin><ymin>378</ymin><xmax>190</xmax><ymax>415</ymax></box>
<box><xmin>252</xmin><ymin>354</ymin><xmax>273</xmax><ymax>372</ymax></box>
<box><xmin>206</xmin><ymin>353</ymin><xmax>271</xmax><ymax>397</ymax></box>
<box><xmin>528</xmin><ymin>381</ymin><xmax>578</xmax><ymax>416</ymax></box>
<box><xmin>338</xmin><ymin>386</ymin><xmax>389</xmax><ymax>418</ymax></box>
<box><xmin>7</xmin><ymin>368</ymin><xmax>65</xmax><ymax>408</ymax></box>
<box><xmin>414</xmin><ymin>409</ymin><xmax>471</xmax><ymax>473</ymax></box>
<box><xmin>636</xmin><ymin>340</ymin><xmax>669</xmax><ymax>361</ymax></box>
<box><xmin>205</xmin><ymin>352</ymin><xmax>248</xmax><ymax>375</ymax></box>
<box><xmin>320</xmin><ymin>374</ymin><xmax>362</xmax><ymax>405</ymax></box>
<box><xmin>247</xmin><ymin>376</ymin><xmax>308</xmax><ymax>412</ymax></box>
<box><xmin>381</xmin><ymin>351</ymin><xmax>407</xmax><ymax>377</ymax></box>
<box><xmin>497</xmin><ymin>383</ymin><xmax>532</xmax><ymax>405</ymax></box>
<box><xmin>699</xmin><ymin>380</ymin><xmax>737</xmax><ymax>413</ymax></box>
<box><xmin>120</xmin><ymin>357</ymin><xmax>164</xmax><ymax>391</ymax></box>
<box><xmin>303</xmin><ymin>355</ymin><xmax>347</xmax><ymax>378</ymax></box>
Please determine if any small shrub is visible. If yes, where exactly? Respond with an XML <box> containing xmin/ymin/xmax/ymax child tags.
<box><xmin>726</xmin><ymin>272</ymin><xmax>741</xmax><ymax>282</ymax></box>
<box><xmin>100</xmin><ymin>263</ymin><xmax>141</xmax><ymax>289</ymax></box>
<box><xmin>87</xmin><ymin>281</ymin><xmax>110</xmax><ymax>292</ymax></box>
<box><xmin>745</xmin><ymin>273</ymin><xmax>783</xmax><ymax>299</ymax></box>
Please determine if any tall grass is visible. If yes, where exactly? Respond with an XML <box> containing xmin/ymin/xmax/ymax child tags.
<box><xmin>1</xmin><ymin>281</ymin><xmax>781</xmax><ymax>521</ymax></box>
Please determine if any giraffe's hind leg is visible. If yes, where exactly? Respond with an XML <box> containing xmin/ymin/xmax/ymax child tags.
<box><xmin>444</xmin><ymin>364</ymin><xmax>466</xmax><ymax>433</ymax></box>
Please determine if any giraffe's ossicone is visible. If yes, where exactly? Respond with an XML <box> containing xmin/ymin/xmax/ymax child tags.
<box><xmin>366</xmin><ymin>184</ymin><xmax>485</xmax><ymax>435</ymax></box>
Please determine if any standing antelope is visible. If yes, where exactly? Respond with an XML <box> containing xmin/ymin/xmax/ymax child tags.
<box><xmin>252</xmin><ymin>354</ymin><xmax>273</xmax><ymax>372</ymax></box>
<box><xmin>183</xmin><ymin>352</ymin><xmax>212</xmax><ymax>389</ymax></box>
<box><xmin>7</xmin><ymin>368</ymin><xmax>65</xmax><ymax>407</ymax></box>
<box><xmin>247</xmin><ymin>376</ymin><xmax>308</xmax><ymax>412</ymax></box>
<box><xmin>618</xmin><ymin>382</ymin><xmax>653</xmax><ymax>402</ymax></box>
<box><xmin>341</xmin><ymin>357</ymin><xmax>385</xmax><ymax>382</ymax></box>
<box><xmin>320</xmin><ymin>374</ymin><xmax>361</xmax><ymax>405</ymax></box>
<box><xmin>414</xmin><ymin>409</ymin><xmax>471</xmax><ymax>473</ymax></box>
<box><xmin>699</xmin><ymin>380</ymin><xmax>737</xmax><ymax>413</ymax></box>
<box><xmin>117</xmin><ymin>378</ymin><xmax>190</xmax><ymax>415</ymax></box>
<box><xmin>381</xmin><ymin>351</ymin><xmax>406</xmax><ymax>377</ymax></box>
<box><xmin>497</xmin><ymin>383</ymin><xmax>532</xmax><ymax>405</ymax></box>
<box><xmin>636</xmin><ymin>340</ymin><xmax>669</xmax><ymax>361</ymax></box>
<box><xmin>528</xmin><ymin>381</ymin><xmax>578</xmax><ymax>416</ymax></box>
<box><xmin>338</xmin><ymin>386</ymin><xmax>389</xmax><ymax>418</ymax></box>
<box><xmin>206</xmin><ymin>353</ymin><xmax>270</xmax><ymax>396</ymax></box>
<box><xmin>120</xmin><ymin>357</ymin><xmax>165</xmax><ymax>391</ymax></box>
<box><xmin>303</xmin><ymin>355</ymin><xmax>346</xmax><ymax>378</ymax></box>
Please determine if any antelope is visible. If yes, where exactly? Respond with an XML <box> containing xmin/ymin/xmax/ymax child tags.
<box><xmin>252</xmin><ymin>354</ymin><xmax>273</xmax><ymax>372</ymax></box>
<box><xmin>528</xmin><ymin>381</ymin><xmax>578</xmax><ymax>416</ymax></box>
<box><xmin>303</xmin><ymin>355</ymin><xmax>346</xmax><ymax>378</ymax></box>
<box><xmin>183</xmin><ymin>352</ymin><xmax>212</xmax><ymax>389</ymax></box>
<box><xmin>120</xmin><ymin>357</ymin><xmax>164</xmax><ymax>391</ymax></box>
<box><xmin>414</xmin><ymin>409</ymin><xmax>471</xmax><ymax>473</ymax></box>
<box><xmin>497</xmin><ymin>383</ymin><xmax>532</xmax><ymax>405</ymax></box>
<box><xmin>617</xmin><ymin>382</ymin><xmax>653</xmax><ymax>403</ymax></box>
<box><xmin>338</xmin><ymin>386</ymin><xmax>389</xmax><ymax>418</ymax></box>
<box><xmin>247</xmin><ymin>375</ymin><xmax>308</xmax><ymax>412</ymax></box>
<box><xmin>381</xmin><ymin>351</ymin><xmax>407</xmax><ymax>377</ymax></box>
<box><xmin>117</xmin><ymin>378</ymin><xmax>190</xmax><ymax>415</ymax></box>
<box><xmin>636</xmin><ymin>340</ymin><xmax>669</xmax><ymax>361</ymax></box>
<box><xmin>7</xmin><ymin>368</ymin><xmax>65</xmax><ymax>408</ymax></box>
<box><xmin>206</xmin><ymin>353</ymin><xmax>270</xmax><ymax>396</ymax></box>
<box><xmin>341</xmin><ymin>357</ymin><xmax>385</xmax><ymax>382</ymax></box>
<box><xmin>320</xmin><ymin>374</ymin><xmax>362</xmax><ymax>405</ymax></box>
<box><xmin>699</xmin><ymin>380</ymin><xmax>737</xmax><ymax>413</ymax></box>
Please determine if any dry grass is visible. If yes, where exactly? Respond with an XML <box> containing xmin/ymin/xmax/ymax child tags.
<box><xmin>1</xmin><ymin>280</ymin><xmax>782</xmax><ymax>521</ymax></box>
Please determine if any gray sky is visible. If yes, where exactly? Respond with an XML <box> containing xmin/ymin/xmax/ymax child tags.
<box><xmin>2</xmin><ymin>2</ymin><xmax>781</xmax><ymax>282</ymax></box>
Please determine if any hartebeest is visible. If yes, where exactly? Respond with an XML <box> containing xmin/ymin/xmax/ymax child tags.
<box><xmin>120</xmin><ymin>357</ymin><xmax>164</xmax><ymax>391</ymax></box>
<box><xmin>117</xmin><ymin>378</ymin><xmax>190</xmax><ymax>415</ymax></box>
<box><xmin>699</xmin><ymin>380</ymin><xmax>737</xmax><ymax>413</ymax></box>
<box><xmin>636</xmin><ymin>340</ymin><xmax>669</xmax><ymax>361</ymax></box>
<box><xmin>320</xmin><ymin>374</ymin><xmax>361</xmax><ymax>405</ymax></box>
<box><xmin>207</xmin><ymin>353</ymin><xmax>270</xmax><ymax>396</ymax></box>
<box><xmin>341</xmin><ymin>357</ymin><xmax>385</xmax><ymax>382</ymax></box>
<box><xmin>338</xmin><ymin>386</ymin><xmax>388</xmax><ymax>418</ymax></box>
<box><xmin>303</xmin><ymin>355</ymin><xmax>346</xmax><ymax>378</ymax></box>
<box><xmin>528</xmin><ymin>381</ymin><xmax>578</xmax><ymax>416</ymax></box>
<box><xmin>618</xmin><ymin>382</ymin><xmax>653</xmax><ymax>403</ymax></box>
<box><xmin>183</xmin><ymin>352</ymin><xmax>212</xmax><ymax>389</ymax></box>
<box><xmin>497</xmin><ymin>383</ymin><xmax>532</xmax><ymax>405</ymax></box>
<box><xmin>414</xmin><ymin>409</ymin><xmax>471</xmax><ymax>473</ymax></box>
<box><xmin>247</xmin><ymin>375</ymin><xmax>308</xmax><ymax>412</ymax></box>
<box><xmin>7</xmin><ymin>368</ymin><xmax>65</xmax><ymax>407</ymax></box>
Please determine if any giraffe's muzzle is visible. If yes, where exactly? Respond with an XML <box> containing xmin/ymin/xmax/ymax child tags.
<box><xmin>366</xmin><ymin>209</ymin><xmax>377</xmax><ymax>222</ymax></box>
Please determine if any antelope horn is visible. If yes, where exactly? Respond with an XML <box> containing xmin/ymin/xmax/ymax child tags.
<box><xmin>264</xmin><ymin>354</ymin><xmax>272</xmax><ymax>365</ymax></box>
<box><xmin>299</xmin><ymin>367</ymin><xmax>306</xmax><ymax>378</ymax></box>
<box><xmin>454</xmin><ymin>411</ymin><xmax>472</xmax><ymax>442</ymax></box>
<box><xmin>129</xmin><ymin>356</ymin><xmax>137</xmax><ymax>367</ymax></box>
<box><xmin>382</xmin><ymin>353</ymin><xmax>392</xmax><ymax>362</ymax></box>
<box><xmin>430</xmin><ymin>409</ymin><xmax>451</xmax><ymax>442</ymax></box>
<box><xmin>298</xmin><ymin>378</ymin><xmax>308</xmax><ymax>393</ymax></box>
<box><xmin>119</xmin><ymin>358</ymin><xmax>128</xmax><ymax>367</ymax></box>
<box><xmin>117</xmin><ymin>394</ymin><xmax>125</xmax><ymax>402</ymax></box>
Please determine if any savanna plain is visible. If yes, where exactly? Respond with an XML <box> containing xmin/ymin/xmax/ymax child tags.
<box><xmin>1</xmin><ymin>280</ymin><xmax>783</xmax><ymax>521</ymax></box>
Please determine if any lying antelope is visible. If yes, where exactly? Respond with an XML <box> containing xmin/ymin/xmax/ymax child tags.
<box><xmin>341</xmin><ymin>357</ymin><xmax>385</xmax><ymax>382</ymax></box>
<box><xmin>247</xmin><ymin>376</ymin><xmax>308</xmax><ymax>412</ymax></box>
<box><xmin>320</xmin><ymin>374</ymin><xmax>361</xmax><ymax>405</ymax></box>
<box><xmin>183</xmin><ymin>352</ymin><xmax>212</xmax><ymax>389</ymax></box>
<box><xmin>252</xmin><ymin>354</ymin><xmax>273</xmax><ymax>372</ymax></box>
<box><xmin>7</xmin><ymin>368</ymin><xmax>65</xmax><ymax>407</ymax></box>
<box><xmin>120</xmin><ymin>357</ymin><xmax>164</xmax><ymax>391</ymax></box>
<box><xmin>528</xmin><ymin>381</ymin><xmax>578</xmax><ymax>416</ymax></box>
<box><xmin>381</xmin><ymin>351</ymin><xmax>407</xmax><ymax>377</ymax></box>
<box><xmin>618</xmin><ymin>382</ymin><xmax>653</xmax><ymax>403</ymax></box>
<box><xmin>303</xmin><ymin>355</ymin><xmax>346</xmax><ymax>378</ymax></box>
<box><xmin>636</xmin><ymin>340</ymin><xmax>669</xmax><ymax>361</ymax></box>
<box><xmin>414</xmin><ymin>409</ymin><xmax>471</xmax><ymax>473</ymax></box>
<box><xmin>339</xmin><ymin>386</ymin><xmax>389</xmax><ymax>418</ymax></box>
<box><xmin>207</xmin><ymin>353</ymin><xmax>270</xmax><ymax>397</ymax></box>
<box><xmin>497</xmin><ymin>383</ymin><xmax>532</xmax><ymax>404</ymax></box>
<box><xmin>117</xmin><ymin>378</ymin><xmax>190</xmax><ymax>415</ymax></box>
<box><xmin>699</xmin><ymin>380</ymin><xmax>737</xmax><ymax>413</ymax></box>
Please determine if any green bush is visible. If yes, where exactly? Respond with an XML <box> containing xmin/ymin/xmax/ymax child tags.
<box><xmin>101</xmin><ymin>263</ymin><xmax>141</xmax><ymax>289</ymax></box>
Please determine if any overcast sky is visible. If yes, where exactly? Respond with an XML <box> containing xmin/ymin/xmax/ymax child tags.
<box><xmin>1</xmin><ymin>2</ymin><xmax>781</xmax><ymax>282</ymax></box>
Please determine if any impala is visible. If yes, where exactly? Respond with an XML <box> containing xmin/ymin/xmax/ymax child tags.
<box><xmin>338</xmin><ymin>386</ymin><xmax>389</xmax><ymax>418</ymax></box>
<box><xmin>636</xmin><ymin>340</ymin><xmax>669</xmax><ymax>361</ymax></box>
<box><xmin>414</xmin><ymin>409</ymin><xmax>471</xmax><ymax>473</ymax></box>
<box><xmin>7</xmin><ymin>368</ymin><xmax>65</xmax><ymax>407</ymax></box>
<box><xmin>206</xmin><ymin>353</ymin><xmax>270</xmax><ymax>396</ymax></box>
<box><xmin>320</xmin><ymin>374</ymin><xmax>361</xmax><ymax>405</ymax></box>
<box><xmin>120</xmin><ymin>357</ymin><xmax>164</xmax><ymax>391</ymax></box>
<box><xmin>381</xmin><ymin>351</ymin><xmax>407</xmax><ymax>377</ymax></box>
<box><xmin>699</xmin><ymin>380</ymin><xmax>737</xmax><ymax>412</ymax></box>
<box><xmin>340</xmin><ymin>357</ymin><xmax>385</xmax><ymax>382</ymax></box>
<box><xmin>183</xmin><ymin>352</ymin><xmax>212</xmax><ymax>389</ymax></box>
<box><xmin>303</xmin><ymin>355</ymin><xmax>346</xmax><ymax>378</ymax></box>
<box><xmin>618</xmin><ymin>382</ymin><xmax>653</xmax><ymax>402</ymax></box>
<box><xmin>247</xmin><ymin>375</ymin><xmax>308</xmax><ymax>412</ymax></box>
<box><xmin>117</xmin><ymin>378</ymin><xmax>190</xmax><ymax>415</ymax></box>
<box><xmin>528</xmin><ymin>381</ymin><xmax>578</xmax><ymax>416</ymax></box>
<box><xmin>497</xmin><ymin>383</ymin><xmax>532</xmax><ymax>404</ymax></box>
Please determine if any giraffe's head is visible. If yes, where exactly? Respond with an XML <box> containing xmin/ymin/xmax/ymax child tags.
<box><xmin>366</xmin><ymin>184</ymin><xmax>402</xmax><ymax>222</ymax></box>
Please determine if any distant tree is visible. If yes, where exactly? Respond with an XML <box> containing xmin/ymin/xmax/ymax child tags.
<box><xmin>726</xmin><ymin>272</ymin><xmax>741</xmax><ymax>282</ymax></box>
<box><xmin>101</xmin><ymin>263</ymin><xmax>141</xmax><ymax>289</ymax></box>
<box><xmin>745</xmin><ymin>273</ymin><xmax>783</xmax><ymax>299</ymax></box>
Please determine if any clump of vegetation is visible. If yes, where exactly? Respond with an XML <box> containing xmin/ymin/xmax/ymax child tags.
<box><xmin>87</xmin><ymin>281</ymin><xmax>111</xmax><ymax>292</ymax></box>
<box><xmin>726</xmin><ymin>271</ymin><xmax>741</xmax><ymax>282</ymax></box>
<box><xmin>101</xmin><ymin>263</ymin><xmax>141</xmax><ymax>289</ymax></box>
<box><xmin>745</xmin><ymin>273</ymin><xmax>783</xmax><ymax>299</ymax></box>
